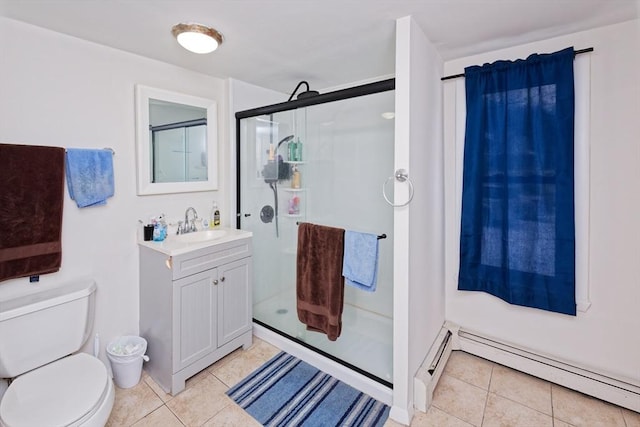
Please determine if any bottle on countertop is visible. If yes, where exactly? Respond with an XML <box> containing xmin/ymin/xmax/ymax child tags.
<box><xmin>210</xmin><ymin>202</ymin><xmax>221</xmax><ymax>229</ymax></box>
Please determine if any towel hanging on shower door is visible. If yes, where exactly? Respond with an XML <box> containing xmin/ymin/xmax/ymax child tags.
<box><xmin>296</xmin><ymin>222</ymin><xmax>345</xmax><ymax>341</ymax></box>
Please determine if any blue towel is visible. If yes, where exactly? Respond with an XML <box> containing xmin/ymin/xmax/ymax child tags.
<box><xmin>342</xmin><ymin>231</ymin><xmax>379</xmax><ymax>292</ymax></box>
<box><xmin>65</xmin><ymin>148</ymin><xmax>114</xmax><ymax>208</ymax></box>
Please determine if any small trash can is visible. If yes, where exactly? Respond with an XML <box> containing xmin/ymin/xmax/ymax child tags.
<box><xmin>106</xmin><ymin>336</ymin><xmax>149</xmax><ymax>389</ymax></box>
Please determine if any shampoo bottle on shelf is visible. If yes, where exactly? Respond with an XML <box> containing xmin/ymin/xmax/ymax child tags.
<box><xmin>295</xmin><ymin>138</ymin><xmax>303</xmax><ymax>161</ymax></box>
<box><xmin>291</xmin><ymin>165</ymin><xmax>301</xmax><ymax>189</ymax></box>
<box><xmin>210</xmin><ymin>202</ymin><xmax>221</xmax><ymax>229</ymax></box>
<box><xmin>288</xmin><ymin>138</ymin><xmax>297</xmax><ymax>162</ymax></box>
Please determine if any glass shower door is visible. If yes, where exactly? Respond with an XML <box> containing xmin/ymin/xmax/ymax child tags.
<box><xmin>238</xmin><ymin>88</ymin><xmax>394</xmax><ymax>384</ymax></box>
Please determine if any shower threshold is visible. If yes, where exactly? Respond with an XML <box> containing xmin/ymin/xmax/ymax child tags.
<box><xmin>254</xmin><ymin>318</ymin><xmax>393</xmax><ymax>389</ymax></box>
<box><xmin>252</xmin><ymin>289</ymin><xmax>393</xmax><ymax>389</ymax></box>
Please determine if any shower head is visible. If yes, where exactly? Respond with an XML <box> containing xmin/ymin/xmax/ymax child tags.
<box><xmin>277</xmin><ymin>135</ymin><xmax>294</xmax><ymax>149</ymax></box>
<box><xmin>287</xmin><ymin>81</ymin><xmax>320</xmax><ymax>102</ymax></box>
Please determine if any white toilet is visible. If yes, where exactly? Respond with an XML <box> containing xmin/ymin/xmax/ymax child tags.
<box><xmin>0</xmin><ymin>280</ymin><xmax>115</xmax><ymax>427</ymax></box>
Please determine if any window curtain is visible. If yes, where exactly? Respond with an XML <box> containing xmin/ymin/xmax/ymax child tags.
<box><xmin>458</xmin><ymin>47</ymin><xmax>576</xmax><ymax>316</ymax></box>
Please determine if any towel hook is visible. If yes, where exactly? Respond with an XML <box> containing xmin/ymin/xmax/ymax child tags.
<box><xmin>382</xmin><ymin>169</ymin><xmax>414</xmax><ymax>207</ymax></box>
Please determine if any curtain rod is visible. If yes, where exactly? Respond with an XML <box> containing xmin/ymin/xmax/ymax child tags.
<box><xmin>440</xmin><ymin>47</ymin><xmax>594</xmax><ymax>81</ymax></box>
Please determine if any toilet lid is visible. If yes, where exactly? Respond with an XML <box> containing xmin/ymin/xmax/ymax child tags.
<box><xmin>0</xmin><ymin>353</ymin><xmax>109</xmax><ymax>427</ymax></box>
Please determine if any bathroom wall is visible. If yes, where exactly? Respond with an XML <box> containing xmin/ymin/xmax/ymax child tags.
<box><xmin>0</xmin><ymin>17</ymin><xmax>228</xmax><ymax>366</ymax></box>
<box><xmin>392</xmin><ymin>16</ymin><xmax>446</xmax><ymax>423</ymax></box>
<box><xmin>443</xmin><ymin>20</ymin><xmax>640</xmax><ymax>383</ymax></box>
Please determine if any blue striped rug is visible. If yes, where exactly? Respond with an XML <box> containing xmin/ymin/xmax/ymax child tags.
<box><xmin>226</xmin><ymin>351</ymin><xmax>390</xmax><ymax>426</ymax></box>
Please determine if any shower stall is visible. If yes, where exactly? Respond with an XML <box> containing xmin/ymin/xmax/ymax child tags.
<box><xmin>236</xmin><ymin>79</ymin><xmax>395</xmax><ymax>387</ymax></box>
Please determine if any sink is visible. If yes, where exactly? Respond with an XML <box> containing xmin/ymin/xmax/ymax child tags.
<box><xmin>174</xmin><ymin>229</ymin><xmax>228</xmax><ymax>243</ymax></box>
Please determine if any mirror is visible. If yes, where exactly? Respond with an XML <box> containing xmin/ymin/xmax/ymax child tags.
<box><xmin>135</xmin><ymin>85</ymin><xmax>218</xmax><ymax>195</ymax></box>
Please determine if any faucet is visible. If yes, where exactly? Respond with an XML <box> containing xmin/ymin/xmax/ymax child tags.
<box><xmin>179</xmin><ymin>207</ymin><xmax>198</xmax><ymax>234</ymax></box>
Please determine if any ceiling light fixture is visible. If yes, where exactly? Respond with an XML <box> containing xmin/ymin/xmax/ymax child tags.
<box><xmin>171</xmin><ymin>23</ymin><xmax>223</xmax><ymax>54</ymax></box>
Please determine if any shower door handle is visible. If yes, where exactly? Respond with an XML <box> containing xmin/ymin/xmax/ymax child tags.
<box><xmin>212</xmin><ymin>279</ymin><xmax>218</xmax><ymax>285</ymax></box>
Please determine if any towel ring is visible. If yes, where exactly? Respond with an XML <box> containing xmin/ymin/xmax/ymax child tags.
<box><xmin>382</xmin><ymin>169</ymin><xmax>414</xmax><ymax>207</ymax></box>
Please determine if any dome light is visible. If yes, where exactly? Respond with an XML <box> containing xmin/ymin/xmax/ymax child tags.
<box><xmin>171</xmin><ymin>23</ymin><xmax>223</xmax><ymax>54</ymax></box>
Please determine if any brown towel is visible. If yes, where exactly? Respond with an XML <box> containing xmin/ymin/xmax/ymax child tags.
<box><xmin>0</xmin><ymin>143</ymin><xmax>65</xmax><ymax>282</ymax></box>
<box><xmin>296</xmin><ymin>222</ymin><xmax>345</xmax><ymax>341</ymax></box>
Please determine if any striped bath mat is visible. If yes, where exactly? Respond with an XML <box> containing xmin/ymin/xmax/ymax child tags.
<box><xmin>226</xmin><ymin>351</ymin><xmax>390</xmax><ymax>426</ymax></box>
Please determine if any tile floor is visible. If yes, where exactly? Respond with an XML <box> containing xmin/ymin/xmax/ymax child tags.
<box><xmin>105</xmin><ymin>337</ymin><xmax>640</xmax><ymax>427</ymax></box>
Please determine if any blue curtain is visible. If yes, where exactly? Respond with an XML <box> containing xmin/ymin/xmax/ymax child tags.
<box><xmin>458</xmin><ymin>47</ymin><xmax>576</xmax><ymax>316</ymax></box>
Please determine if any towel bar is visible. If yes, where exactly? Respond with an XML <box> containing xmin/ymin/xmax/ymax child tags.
<box><xmin>64</xmin><ymin>147</ymin><xmax>115</xmax><ymax>155</ymax></box>
<box><xmin>295</xmin><ymin>222</ymin><xmax>386</xmax><ymax>240</ymax></box>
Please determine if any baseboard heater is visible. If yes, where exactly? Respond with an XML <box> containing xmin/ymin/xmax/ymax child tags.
<box><xmin>414</xmin><ymin>325</ymin><xmax>454</xmax><ymax>412</ymax></box>
<box><xmin>457</xmin><ymin>327</ymin><xmax>640</xmax><ymax>413</ymax></box>
<box><xmin>414</xmin><ymin>323</ymin><xmax>640</xmax><ymax>414</ymax></box>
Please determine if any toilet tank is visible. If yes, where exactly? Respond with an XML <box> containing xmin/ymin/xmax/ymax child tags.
<box><xmin>0</xmin><ymin>280</ymin><xmax>96</xmax><ymax>378</ymax></box>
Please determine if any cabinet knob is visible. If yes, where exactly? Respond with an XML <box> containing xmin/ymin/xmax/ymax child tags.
<box><xmin>213</xmin><ymin>279</ymin><xmax>219</xmax><ymax>285</ymax></box>
<box><xmin>220</xmin><ymin>276</ymin><xmax>225</xmax><ymax>282</ymax></box>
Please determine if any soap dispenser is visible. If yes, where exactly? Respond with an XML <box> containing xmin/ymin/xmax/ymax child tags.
<box><xmin>210</xmin><ymin>202</ymin><xmax>221</xmax><ymax>229</ymax></box>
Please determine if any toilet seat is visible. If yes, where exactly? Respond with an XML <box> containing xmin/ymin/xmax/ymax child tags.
<box><xmin>0</xmin><ymin>353</ymin><xmax>112</xmax><ymax>427</ymax></box>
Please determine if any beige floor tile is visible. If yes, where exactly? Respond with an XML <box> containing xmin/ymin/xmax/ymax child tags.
<box><xmin>210</xmin><ymin>339</ymin><xmax>280</xmax><ymax>387</ymax></box>
<box><xmin>202</xmin><ymin>400</ymin><xmax>262</xmax><ymax>426</ymax></box>
<box><xmin>141</xmin><ymin>371</ymin><xmax>173</xmax><ymax>403</ymax></box>
<box><xmin>432</xmin><ymin>373</ymin><xmax>488</xmax><ymax>426</ymax></box>
<box><xmin>166</xmin><ymin>374</ymin><xmax>231</xmax><ymax>426</ymax></box>
<box><xmin>482</xmin><ymin>393</ymin><xmax>552</xmax><ymax>427</ymax></box>
<box><xmin>131</xmin><ymin>405</ymin><xmax>183</xmax><ymax>427</ymax></box>
<box><xmin>185</xmin><ymin>368</ymin><xmax>214</xmax><ymax>388</ymax></box>
<box><xmin>411</xmin><ymin>405</ymin><xmax>474</xmax><ymax>426</ymax></box>
<box><xmin>623</xmin><ymin>408</ymin><xmax>640</xmax><ymax>427</ymax></box>
<box><xmin>384</xmin><ymin>417</ymin><xmax>405</xmax><ymax>426</ymax></box>
<box><xmin>553</xmin><ymin>419</ymin><xmax>576</xmax><ymax>427</ymax></box>
<box><xmin>489</xmin><ymin>364</ymin><xmax>552</xmax><ymax>415</ymax></box>
<box><xmin>552</xmin><ymin>384</ymin><xmax>626</xmax><ymax>426</ymax></box>
<box><xmin>444</xmin><ymin>351</ymin><xmax>494</xmax><ymax>390</ymax></box>
<box><xmin>206</xmin><ymin>346</ymin><xmax>244</xmax><ymax>372</ymax></box>
<box><xmin>105</xmin><ymin>379</ymin><xmax>164</xmax><ymax>426</ymax></box>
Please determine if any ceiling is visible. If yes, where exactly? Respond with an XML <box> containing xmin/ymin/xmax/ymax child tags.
<box><xmin>1</xmin><ymin>0</ymin><xmax>637</xmax><ymax>94</ymax></box>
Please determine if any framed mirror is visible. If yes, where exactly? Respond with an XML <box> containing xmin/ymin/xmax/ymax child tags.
<box><xmin>135</xmin><ymin>85</ymin><xmax>218</xmax><ymax>195</ymax></box>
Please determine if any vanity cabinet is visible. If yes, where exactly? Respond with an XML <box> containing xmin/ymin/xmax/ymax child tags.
<box><xmin>139</xmin><ymin>235</ymin><xmax>253</xmax><ymax>395</ymax></box>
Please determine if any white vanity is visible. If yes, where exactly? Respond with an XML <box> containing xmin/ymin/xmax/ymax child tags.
<box><xmin>138</xmin><ymin>228</ymin><xmax>253</xmax><ymax>395</ymax></box>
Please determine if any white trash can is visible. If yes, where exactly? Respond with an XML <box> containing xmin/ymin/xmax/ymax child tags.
<box><xmin>106</xmin><ymin>336</ymin><xmax>149</xmax><ymax>389</ymax></box>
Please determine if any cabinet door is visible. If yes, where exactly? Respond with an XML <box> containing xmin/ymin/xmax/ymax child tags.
<box><xmin>173</xmin><ymin>269</ymin><xmax>217</xmax><ymax>372</ymax></box>
<box><xmin>217</xmin><ymin>258</ymin><xmax>252</xmax><ymax>346</ymax></box>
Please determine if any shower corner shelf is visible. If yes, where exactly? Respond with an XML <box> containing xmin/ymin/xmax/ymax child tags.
<box><xmin>284</xmin><ymin>161</ymin><xmax>306</xmax><ymax>165</ymax></box>
<box><xmin>285</xmin><ymin>214</ymin><xmax>303</xmax><ymax>218</ymax></box>
<box><xmin>283</xmin><ymin>188</ymin><xmax>306</xmax><ymax>192</ymax></box>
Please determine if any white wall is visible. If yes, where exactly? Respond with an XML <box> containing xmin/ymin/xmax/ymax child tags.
<box><xmin>392</xmin><ymin>16</ymin><xmax>445</xmax><ymax>423</ymax></box>
<box><xmin>0</xmin><ymin>17</ymin><xmax>228</xmax><ymax>367</ymax></box>
<box><xmin>443</xmin><ymin>20</ymin><xmax>640</xmax><ymax>383</ymax></box>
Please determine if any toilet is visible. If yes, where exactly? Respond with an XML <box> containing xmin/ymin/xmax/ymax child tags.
<box><xmin>0</xmin><ymin>280</ymin><xmax>114</xmax><ymax>427</ymax></box>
